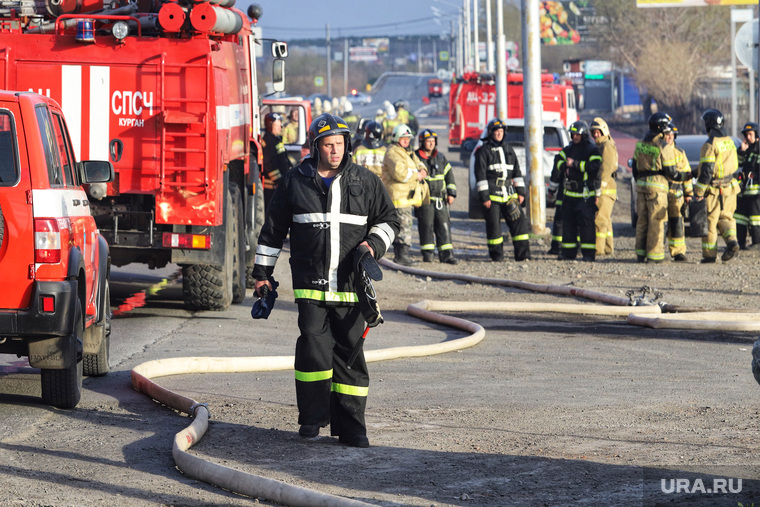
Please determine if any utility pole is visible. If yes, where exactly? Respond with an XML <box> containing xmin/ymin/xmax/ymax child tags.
<box><xmin>326</xmin><ymin>24</ymin><xmax>331</xmax><ymax>98</ymax></box>
<box><xmin>344</xmin><ymin>38</ymin><xmax>349</xmax><ymax>97</ymax></box>
<box><xmin>522</xmin><ymin>0</ymin><xmax>547</xmax><ymax>235</ymax></box>
<box><xmin>418</xmin><ymin>37</ymin><xmax>423</xmax><ymax>73</ymax></box>
<box><xmin>433</xmin><ymin>38</ymin><xmax>438</xmax><ymax>73</ymax></box>
<box><xmin>496</xmin><ymin>0</ymin><xmax>507</xmax><ymax>120</ymax></box>
<box><xmin>486</xmin><ymin>0</ymin><xmax>494</xmax><ymax>73</ymax></box>
<box><xmin>473</xmin><ymin>0</ymin><xmax>479</xmax><ymax>72</ymax></box>
<box><xmin>463</xmin><ymin>0</ymin><xmax>471</xmax><ymax>70</ymax></box>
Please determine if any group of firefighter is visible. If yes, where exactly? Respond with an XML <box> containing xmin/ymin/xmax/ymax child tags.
<box><xmin>630</xmin><ymin>109</ymin><xmax>760</xmax><ymax>264</ymax></box>
<box><xmin>263</xmin><ymin>105</ymin><xmax>760</xmax><ymax>266</ymax></box>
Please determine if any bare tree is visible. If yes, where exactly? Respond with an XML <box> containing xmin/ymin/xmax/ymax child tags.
<box><xmin>592</xmin><ymin>0</ymin><xmax>730</xmax><ymax>131</ymax></box>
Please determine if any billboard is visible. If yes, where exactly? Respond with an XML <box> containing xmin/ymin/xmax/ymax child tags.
<box><xmin>638</xmin><ymin>0</ymin><xmax>757</xmax><ymax>6</ymax></box>
<box><xmin>540</xmin><ymin>1</ymin><xmax>596</xmax><ymax>45</ymax></box>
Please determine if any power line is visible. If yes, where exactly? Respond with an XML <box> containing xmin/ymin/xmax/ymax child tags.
<box><xmin>259</xmin><ymin>15</ymin><xmax>442</xmax><ymax>34</ymax></box>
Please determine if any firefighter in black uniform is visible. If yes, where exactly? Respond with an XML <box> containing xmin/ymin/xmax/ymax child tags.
<box><xmin>736</xmin><ymin>122</ymin><xmax>760</xmax><ymax>249</ymax></box>
<box><xmin>474</xmin><ymin>118</ymin><xmax>531</xmax><ymax>261</ymax></box>
<box><xmin>253</xmin><ymin>114</ymin><xmax>400</xmax><ymax>448</ymax></box>
<box><xmin>548</xmin><ymin>120</ymin><xmax>602</xmax><ymax>261</ymax></box>
<box><xmin>547</xmin><ymin>157</ymin><xmax>565</xmax><ymax>255</ymax></box>
<box><xmin>262</xmin><ymin>112</ymin><xmax>292</xmax><ymax>206</ymax></box>
<box><xmin>415</xmin><ymin>129</ymin><xmax>459</xmax><ymax>264</ymax></box>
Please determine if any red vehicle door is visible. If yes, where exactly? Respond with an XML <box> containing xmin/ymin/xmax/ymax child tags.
<box><xmin>0</xmin><ymin>101</ymin><xmax>35</xmax><ymax>310</ymax></box>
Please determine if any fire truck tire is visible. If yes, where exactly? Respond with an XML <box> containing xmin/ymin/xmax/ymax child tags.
<box><xmin>245</xmin><ymin>182</ymin><xmax>266</xmax><ymax>289</ymax></box>
<box><xmin>182</xmin><ymin>192</ymin><xmax>235</xmax><ymax>311</ymax></box>
<box><xmin>41</xmin><ymin>300</ymin><xmax>84</xmax><ymax>409</ymax></box>
<box><xmin>231</xmin><ymin>185</ymin><xmax>246</xmax><ymax>304</ymax></box>
<box><xmin>83</xmin><ymin>280</ymin><xmax>111</xmax><ymax>377</ymax></box>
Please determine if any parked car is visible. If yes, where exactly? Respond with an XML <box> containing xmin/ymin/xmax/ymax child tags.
<box><xmin>0</xmin><ymin>91</ymin><xmax>114</xmax><ymax>408</ymax></box>
<box><xmin>347</xmin><ymin>90</ymin><xmax>372</xmax><ymax>106</ymax></box>
<box><xmin>628</xmin><ymin>134</ymin><xmax>741</xmax><ymax>229</ymax></box>
<box><xmin>468</xmin><ymin>119</ymin><xmax>570</xmax><ymax>219</ymax></box>
<box><xmin>306</xmin><ymin>93</ymin><xmax>332</xmax><ymax>108</ymax></box>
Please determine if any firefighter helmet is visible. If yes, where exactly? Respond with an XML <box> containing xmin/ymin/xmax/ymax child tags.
<box><xmin>393</xmin><ymin>100</ymin><xmax>406</xmax><ymax>110</ymax></box>
<box><xmin>418</xmin><ymin>128</ymin><xmax>438</xmax><ymax>148</ymax></box>
<box><xmin>648</xmin><ymin>112</ymin><xmax>672</xmax><ymax>134</ymax></box>
<box><xmin>486</xmin><ymin>118</ymin><xmax>506</xmax><ymax>138</ymax></box>
<box><xmin>666</xmin><ymin>122</ymin><xmax>679</xmax><ymax>139</ymax></box>
<box><xmin>264</xmin><ymin>112</ymin><xmax>282</xmax><ymax>132</ymax></box>
<box><xmin>391</xmin><ymin>124</ymin><xmax>414</xmax><ymax>144</ymax></box>
<box><xmin>741</xmin><ymin>122</ymin><xmax>759</xmax><ymax>137</ymax></box>
<box><xmin>569</xmin><ymin>120</ymin><xmax>590</xmax><ymax>138</ymax></box>
<box><xmin>701</xmin><ymin>109</ymin><xmax>724</xmax><ymax>133</ymax></box>
<box><xmin>308</xmin><ymin>113</ymin><xmax>352</xmax><ymax>161</ymax></box>
<box><xmin>365</xmin><ymin>121</ymin><xmax>383</xmax><ymax>142</ymax></box>
<box><xmin>589</xmin><ymin>117</ymin><xmax>610</xmax><ymax>138</ymax></box>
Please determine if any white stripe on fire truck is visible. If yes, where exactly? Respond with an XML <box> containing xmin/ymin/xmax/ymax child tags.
<box><xmin>61</xmin><ymin>65</ymin><xmax>83</xmax><ymax>160</ymax></box>
<box><xmin>32</xmin><ymin>188</ymin><xmax>93</xmax><ymax>218</ymax></box>
<box><xmin>90</xmin><ymin>66</ymin><xmax>110</xmax><ymax>161</ymax></box>
<box><xmin>217</xmin><ymin>105</ymin><xmax>230</xmax><ymax>130</ymax></box>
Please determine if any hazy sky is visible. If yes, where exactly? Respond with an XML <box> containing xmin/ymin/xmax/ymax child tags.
<box><xmin>242</xmin><ymin>0</ymin><xmax>463</xmax><ymax>39</ymax></box>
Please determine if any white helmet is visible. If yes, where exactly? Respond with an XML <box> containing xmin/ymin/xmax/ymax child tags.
<box><xmin>343</xmin><ymin>100</ymin><xmax>353</xmax><ymax>113</ymax></box>
<box><xmin>391</xmin><ymin>124</ymin><xmax>413</xmax><ymax>143</ymax></box>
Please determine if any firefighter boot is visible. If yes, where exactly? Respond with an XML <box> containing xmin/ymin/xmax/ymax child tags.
<box><xmin>721</xmin><ymin>240</ymin><xmax>740</xmax><ymax>262</ymax></box>
<box><xmin>394</xmin><ymin>244</ymin><xmax>413</xmax><ymax>266</ymax></box>
<box><xmin>439</xmin><ymin>250</ymin><xmax>460</xmax><ymax>265</ymax></box>
<box><xmin>421</xmin><ymin>250</ymin><xmax>434</xmax><ymax>263</ymax></box>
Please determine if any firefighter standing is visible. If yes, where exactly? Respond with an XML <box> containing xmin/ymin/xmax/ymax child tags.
<box><xmin>252</xmin><ymin>113</ymin><xmax>400</xmax><ymax>448</ymax></box>
<box><xmin>589</xmin><ymin>117</ymin><xmax>618</xmax><ymax>256</ymax></box>
<box><xmin>415</xmin><ymin>129</ymin><xmax>459</xmax><ymax>264</ymax></box>
<box><xmin>735</xmin><ymin>122</ymin><xmax>760</xmax><ymax>249</ymax></box>
<box><xmin>382</xmin><ymin>123</ymin><xmax>429</xmax><ymax>266</ymax></box>
<box><xmin>548</xmin><ymin>120</ymin><xmax>602</xmax><ymax>261</ymax></box>
<box><xmin>475</xmin><ymin>118</ymin><xmax>531</xmax><ymax>262</ymax></box>
<box><xmin>632</xmin><ymin>112</ymin><xmax>685</xmax><ymax>263</ymax></box>
<box><xmin>352</xmin><ymin>121</ymin><xmax>386</xmax><ymax>179</ymax></box>
<box><xmin>262</xmin><ymin>112</ymin><xmax>292</xmax><ymax>205</ymax></box>
<box><xmin>281</xmin><ymin>109</ymin><xmax>300</xmax><ymax>145</ymax></box>
<box><xmin>664</xmin><ymin>122</ymin><xmax>693</xmax><ymax>262</ymax></box>
<box><xmin>694</xmin><ymin>109</ymin><xmax>740</xmax><ymax>263</ymax></box>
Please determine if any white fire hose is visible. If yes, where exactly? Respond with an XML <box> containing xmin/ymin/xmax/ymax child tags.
<box><xmin>131</xmin><ymin>260</ymin><xmax>759</xmax><ymax>505</ymax></box>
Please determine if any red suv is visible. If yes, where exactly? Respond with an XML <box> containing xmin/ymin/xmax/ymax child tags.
<box><xmin>0</xmin><ymin>91</ymin><xmax>113</xmax><ymax>408</ymax></box>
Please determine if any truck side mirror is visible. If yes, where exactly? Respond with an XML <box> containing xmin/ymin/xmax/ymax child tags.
<box><xmin>81</xmin><ymin>160</ymin><xmax>115</xmax><ymax>184</ymax></box>
<box><xmin>271</xmin><ymin>42</ymin><xmax>288</xmax><ymax>59</ymax></box>
<box><xmin>272</xmin><ymin>59</ymin><xmax>285</xmax><ymax>93</ymax></box>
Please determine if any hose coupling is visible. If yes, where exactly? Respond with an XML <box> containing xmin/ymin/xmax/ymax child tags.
<box><xmin>190</xmin><ymin>402</ymin><xmax>209</xmax><ymax>418</ymax></box>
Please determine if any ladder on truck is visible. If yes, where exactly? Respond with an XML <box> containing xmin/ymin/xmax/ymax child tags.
<box><xmin>158</xmin><ymin>52</ymin><xmax>212</xmax><ymax>200</ymax></box>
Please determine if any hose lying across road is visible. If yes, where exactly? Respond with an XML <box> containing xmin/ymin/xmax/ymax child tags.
<box><xmin>130</xmin><ymin>259</ymin><xmax>760</xmax><ymax>506</ymax></box>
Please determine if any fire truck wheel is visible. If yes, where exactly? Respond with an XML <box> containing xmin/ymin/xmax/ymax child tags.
<box><xmin>246</xmin><ymin>180</ymin><xmax>266</xmax><ymax>289</ymax></box>
<box><xmin>231</xmin><ymin>185</ymin><xmax>246</xmax><ymax>304</ymax></box>
<box><xmin>182</xmin><ymin>191</ymin><xmax>235</xmax><ymax>311</ymax></box>
<box><xmin>41</xmin><ymin>300</ymin><xmax>84</xmax><ymax>409</ymax></box>
<box><xmin>83</xmin><ymin>280</ymin><xmax>111</xmax><ymax>377</ymax></box>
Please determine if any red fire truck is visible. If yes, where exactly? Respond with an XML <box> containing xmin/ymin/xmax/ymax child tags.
<box><xmin>0</xmin><ymin>0</ymin><xmax>287</xmax><ymax>311</ymax></box>
<box><xmin>449</xmin><ymin>71</ymin><xmax>578</xmax><ymax>150</ymax></box>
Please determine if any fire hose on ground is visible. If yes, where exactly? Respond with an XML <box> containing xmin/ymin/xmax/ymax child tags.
<box><xmin>127</xmin><ymin>259</ymin><xmax>760</xmax><ymax>506</ymax></box>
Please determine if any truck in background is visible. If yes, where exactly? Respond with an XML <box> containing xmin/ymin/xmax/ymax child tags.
<box><xmin>448</xmin><ymin>71</ymin><xmax>578</xmax><ymax>154</ymax></box>
<box><xmin>0</xmin><ymin>0</ymin><xmax>287</xmax><ymax>311</ymax></box>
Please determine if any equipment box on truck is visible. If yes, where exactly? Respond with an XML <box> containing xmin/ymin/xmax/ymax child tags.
<box><xmin>0</xmin><ymin>90</ymin><xmax>113</xmax><ymax>409</ymax></box>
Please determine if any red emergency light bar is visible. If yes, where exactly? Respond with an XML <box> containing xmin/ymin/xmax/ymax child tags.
<box><xmin>162</xmin><ymin>232</ymin><xmax>211</xmax><ymax>250</ymax></box>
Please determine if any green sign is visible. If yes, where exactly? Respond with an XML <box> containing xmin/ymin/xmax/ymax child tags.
<box><xmin>439</xmin><ymin>51</ymin><xmax>449</xmax><ymax>62</ymax></box>
<box><xmin>314</xmin><ymin>76</ymin><xmax>324</xmax><ymax>87</ymax></box>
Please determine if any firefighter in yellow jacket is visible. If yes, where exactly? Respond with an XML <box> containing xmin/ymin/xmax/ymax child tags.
<box><xmin>382</xmin><ymin>124</ymin><xmax>429</xmax><ymax>265</ymax></box>
<box><xmin>663</xmin><ymin>122</ymin><xmax>693</xmax><ymax>262</ymax></box>
<box><xmin>632</xmin><ymin>113</ymin><xmax>687</xmax><ymax>263</ymax></box>
<box><xmin>589</xmin><ymin>117</ymin><xmax>617</xmax><ymax>256</ymax></box>
<box><xmin>694</xmin><ymin>109</ymin><xmax>740</xmax><ymax>263</ymax></box>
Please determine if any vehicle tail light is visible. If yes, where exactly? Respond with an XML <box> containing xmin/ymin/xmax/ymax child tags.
<box><xmin>162</xmin><ymin>232</ymin><xmax>211</xmax><ymax>250</ymax></box>
<box><xmin>34</xmin><ymin>218</ymin><xmax>62</xmax><ymax>263</ymax></box>
<box><xmin>41</xmin><ymin>295</ymin><xmax>55</xmax><ymax>312</ymax></box>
